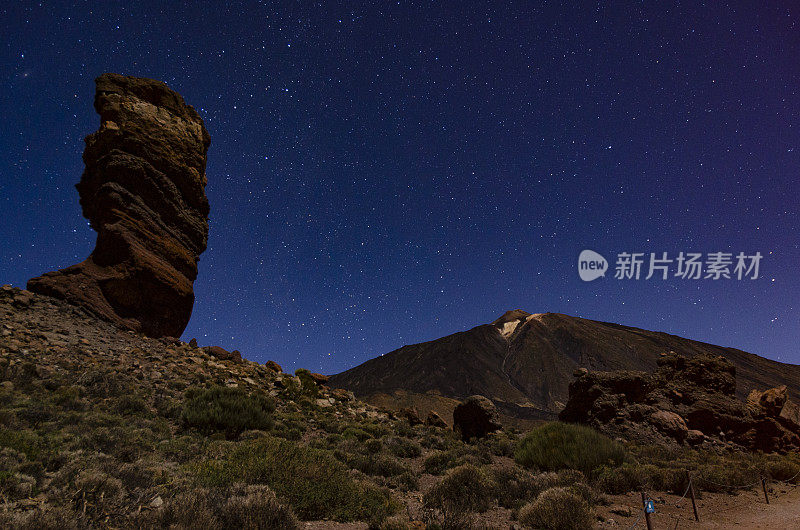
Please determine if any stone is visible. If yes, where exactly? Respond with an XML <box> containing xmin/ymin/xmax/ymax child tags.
<box><xmin>265</xmin><ymin>360</ymin><xmax>282</xmax><ymax>373</ymax></box>
<box><xmin>204</xmin><ymin>346</ymin><xmax>242</xmax><ymax>363</ymax></box>
<box><xmin>649</xmin><ymin>410</ymin><xmax>688</xmax><ymax>439</ymax></box>
<box><xmin>188</xmin><ymin>338</ymin><xmax>198</xmax><ymax>348</ymax></box>
<box><xmin>330</xmin><ymin>387</ymin><xmax>353</xmax><ymax>401</ymax></box>
<box><xmin>747</xmin><ymin>386</ymin><xmax>787</xmax><ymax>417</ymax></box>
<box><xmin>425</xmin><ymin>410</ymin><xmax>448</xmax><ymax>428</ymax></box>
<box><xmin>149</xmin><ymin>496</ymin><xmax>163</xmax><ymax>508</ymax></box>
<box><xmin>309</xmin><ymin>372</ymin><xmax>329</xmax><ymax>385</ymax></box>
<box><xmin>398</xmin><ymin>407</ymin><xmax>423</xmax><ymax>426</ymax></box>
<box><xmin>452</xmin><ymin>395</ymin><xmax>502</xmax><ymax>441</ymax></box>
<box><xmin>686</xmin><ymin>429</ymin><xmax>705</xmax><ymax>445</ymax></box>
<box><xmin>28</xmin><ymin>73</ymin><xmax>211</xmax><ymax>338</ymax></box>
<box><xmin>779</xmin><ymin>399</ymin><xmax>800</xmax><ymax>430</ymax></box>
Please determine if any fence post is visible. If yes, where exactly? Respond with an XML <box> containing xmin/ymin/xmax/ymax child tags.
<box><xmin>641</xmin><ymin>491</ymin><xmax>654</xmax><ymax>530</ymax></box>
<box><xmin>688</xmin><ymin>473</ymin><xmax>699</xmax><ymax>522</ymax></box>
<box><xmin>761</xmin><ymin>476</ymin><xmax>770</xmax><ymax>504</ymax></box>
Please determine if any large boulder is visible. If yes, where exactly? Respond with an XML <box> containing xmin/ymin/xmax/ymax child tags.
<box><xmin>453</xmin><ymin>395</ymin><xmax>502</xmax><ymax>441</ymax></box>
<box><xmin>28</xmin><ymin>73</ymin><xmax>210</xmax><ymax>338</ymax></box>
<box><xmin>747</xmin><ymin>386</ymin><xmax>788</xmax><ymax>416</ymax></box>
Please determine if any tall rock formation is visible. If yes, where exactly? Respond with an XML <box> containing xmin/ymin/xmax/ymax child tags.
<box><xmin>28</xmin><ymin>73</ymin><xmax>210</xmax><ymax>338</ymax></box>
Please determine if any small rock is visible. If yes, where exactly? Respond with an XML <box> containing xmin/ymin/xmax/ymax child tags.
<box><xmin>150</xmin><ymin>496</ymin><xmax>163</xmax><ymax>508</ymax></box>
<box><xmin>399</xmin><ymin>407</ymin><xmax>423</xmax><ymax>426</ymax></box>
<box><xmin>188</xmin><ymin>338</ymin><xmax>198</xmax><ymax>348</ymax></box>
<box><xmin>425</xmin><ymin>410</ymin><xmax>448</xmax><ymax>428</ymax></box>
<box><xmin>330</xmin><ymin>388</ymin><xmax>353</xmax><ymax>401</ymax></box>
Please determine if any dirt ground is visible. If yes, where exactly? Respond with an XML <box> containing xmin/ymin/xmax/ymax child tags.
<box><xmin>598</xmin><ymin>483</ymin><xmax>800</xmax><ymax>529</ymax></box>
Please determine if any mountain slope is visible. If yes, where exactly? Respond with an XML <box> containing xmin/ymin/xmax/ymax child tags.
<box><xmin>329</xmin><ymin>310</ymin><xmax>800</xmax><ymax>423</ymax></box>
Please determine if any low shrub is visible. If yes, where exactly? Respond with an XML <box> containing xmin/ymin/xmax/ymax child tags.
<box><xmin>347</xmin><ymin>453</ymin><xmax>411</xmax><ymax>477</ymax></box>
<box><xmin>423</xmin><ymin>464</ymin><xmax>494</xmax><ymax>514</ymax></box>
<box><xmin>385</xmin><ymin>436</ymin><xmax>422</xmax><ymax>458</ymax></box>
<box><xmin>294</xmin><ymin>369</ymin><xmax>320</xmax><ymax>398</ymax></box>
<box><xmin>423</xmin><ymin>446</ymin><xmax>492</xmax><ymax>475</ymax></box>
<box><xmin>515</xmin><ymin>422</ymin><xmax>625</xmax><ymax>477</ymax></box>
<box><xmin>189</xmin><ymin>436</ymin><xmax>399</xmax><ymax>522</ymax></box>
<box><xmin>181</xmin><ymin>386</ymin><xmax>274</xmax><ymax>439</ymax></box>
<box><xmin>518</xmin><ymin>487</ymin><xmax>593</xmax><ymax>530</ymax></box>
<box><xmin>143</xmin><ymin>484</ymin><xmax>300</xmax><ymax>529</ymax></box>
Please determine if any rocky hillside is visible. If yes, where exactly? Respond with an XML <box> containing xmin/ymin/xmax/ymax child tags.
<box><xmin>329</xmin><ymin>310</ymin><xmax>800</xmax><ymax>425</ymax></box>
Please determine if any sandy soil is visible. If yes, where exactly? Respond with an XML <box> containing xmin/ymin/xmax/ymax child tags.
<box><xmin>599</xmin><ymin>483</ymin><xmax>800</xmax><ymax>529</ymax></box>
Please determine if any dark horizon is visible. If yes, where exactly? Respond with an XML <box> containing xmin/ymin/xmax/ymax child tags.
<box><xmin>2</xmin><ymin>2</ymin><xmax>798</xmax><ymax>373</ymax></box>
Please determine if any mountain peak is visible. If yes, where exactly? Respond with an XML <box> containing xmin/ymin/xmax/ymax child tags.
<box><xmin>491</xmin><ymin>309</ymin><xmax>531</xmax><ymax>326</ymax></box>
<box><xmin>491</xmin><ymin>309</ymin><xmax>532</xmax><ymax>337</ymax></box>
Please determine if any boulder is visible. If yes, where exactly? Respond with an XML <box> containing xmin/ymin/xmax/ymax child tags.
<box><xmin>28</xmin><ymin>73</ymin><xmax>211</xmax><ymax>338</ymax></box>
<box><xmin>649</xmin><ymin>410</ymin><xmax>688</xmax><ymax>439</ymax></box>
<box><xmin>398</xmin><ymin>407</ymin><xmax>423</xmax><ymax>426</ymax></box>
<box><xmin>425</xmin><ymin>410</ymin><xmax>448</xmax><ymax>428</ymax></box>
<box><xmin>779</xmin><ymin>399</ymin><xmax>800</xmax><ymax>430</ymax></box>
<box><xmin>309</xmin><ymin>372</ymin><xmax>329</xmax><ymax>386</ymax></box>
<box><xmin>265</xmin><ymin>360</ymin><xmax>282</xmax><ymax>373</ymax></box>
<box><xmin>686</xmin><ymin>429</ymin><xmax>705</xmax><ymax>445</ymax></box>
<box><xmin>747</xmin><ymin>386</ymin><xmax>788</xmax><ymax>417</ymax></box>
<box><xmin>453</xmin><ymin>395</ymin><xmax>502</xmax><ymax>441</ymax></box>
<box><xmin>204</xmin><ymin>346</ymin><xmax>241</xmax><ymax>363</ymax></box>
<box><xmin>330</xmin><ymin>388</ymin><xmax>354</xmax><ymax>401</ymax></box>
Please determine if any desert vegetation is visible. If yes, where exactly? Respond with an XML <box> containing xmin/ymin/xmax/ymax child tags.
<box><xmin>3</xmin><ymin>289</ymin><xmax>800</xmax><ymax>529</ymax></box>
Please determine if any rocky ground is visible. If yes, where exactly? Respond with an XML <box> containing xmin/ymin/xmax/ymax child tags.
<box><xmin>2</xmin><ymin>285</ymin><xmax>799</xmax><ymax>529</ymax></box>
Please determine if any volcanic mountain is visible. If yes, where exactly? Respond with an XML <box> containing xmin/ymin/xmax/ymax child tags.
<box><xmin>329</xmin><ymin>310</ymin><xmax>800</xmax><ymax>426</ymax></box>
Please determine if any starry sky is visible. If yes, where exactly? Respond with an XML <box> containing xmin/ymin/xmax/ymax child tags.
<box><xmin>2</xmin><ymin>2</ymin><xmax>798</xmax><ymax>373</ymax></box>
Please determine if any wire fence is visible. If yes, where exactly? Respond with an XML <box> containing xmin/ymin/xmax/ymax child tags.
<box><xmin>621</xmin><ymin>467</ymin><xmax>800</xmax><ymax>529</ymax></box>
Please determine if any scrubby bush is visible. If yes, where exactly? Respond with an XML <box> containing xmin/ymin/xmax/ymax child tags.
<box><xmin>365</xmin><ymin>438</ymin><xmax>384</xmax><ymax>454</ymax></box>
<box><xmin>294</xmin><ymin>369</ymin><xmax>320</xmax><ymax>398</ymax></box>
<box><xmin>518</xmin><ymin>487</ymin><xmax>593</xmax><ymax>530</ymax></box>
<box><xmin>424</xmin><ymin>464</ymin><xmax>494</xmax><ymax>514</ymax></box>
<box><xmin>220</xmin><ymin>484</ymin><xmax>301</xmax><ymax>529</ymax></box>
<box><xmin>115</xmin><ymin>393</ymin><xmax>149</xmax><ymax>415</ymax></box>
<box><xmin>595</xmin><ymin>462</ymin><xmax>689</xmax><ymax>495</ymax></box>
<box><xmin>181</xmin><ymin>385</ymin><xmax>274</xmax><ymax>439</ymax></box>
<box><xmin>347</xmin><ymin>453</ymin><xmax>411</xmax><ymax>477</ymax></box>
<box><xmin>342</xmin><ymin>427</ymin><xmax>373</xmax><ymax>442</ymax></box>
<box><xmin>189</xmin><ymin>436</ymin><xmax>399</xmax><ymax>522</ymax></box>
<box><xmin>515</xmin><ymin>422</ymin><xmax>625</xmax><ymax>477</ymax></box>
<box><xmin>385</xmin><ymin>436</ymin><xmax>422</xmax><ymax>458</ymax></box>
<box><xmin>0</xmin><ymin>505</ymin><xmax>83</xmax><ymax>530</ymax></box>
<box><xmin>143</xmin><ymin>484</ymin><xmax>300</xmax><ymax>529</ymax></box>
<box><xmin>423</xmin><ymin>446</ymin><xmax>492</xmax><ymax>475</ymax></box>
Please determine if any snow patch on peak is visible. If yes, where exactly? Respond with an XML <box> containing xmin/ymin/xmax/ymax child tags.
<box><xmin>500</xmin><ymin>319</ymin><xmax>520</xmax><ymax>337</ymax></box>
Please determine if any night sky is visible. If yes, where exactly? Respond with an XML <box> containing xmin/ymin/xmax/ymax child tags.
<box><xmin>2</xmin><ymin>2</ymin><xmax>798</xmax><ymax>373</ymax></box>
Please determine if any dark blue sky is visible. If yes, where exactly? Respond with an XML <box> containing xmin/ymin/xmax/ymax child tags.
<box><xmin>2</xmin><ymin>2</ymin><xmax>798</xmax><ymax>373</ymax></box>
